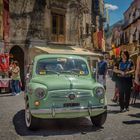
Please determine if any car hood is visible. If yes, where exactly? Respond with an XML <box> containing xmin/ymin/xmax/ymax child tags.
<box><xmin>31</xmin><ymin>75</ymin><xmax>95</xmax><ymax>91</ymax></box>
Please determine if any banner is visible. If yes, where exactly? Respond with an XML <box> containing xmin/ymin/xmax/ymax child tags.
<box><xmin>97</xmin><ymin>30</ymin><xmax>103</xmax><ymax>49</ymax></box>
<box><xmin>116</xmin><ymin>47</ymin><xmax>120</xmax><ymax>57</ymax></box>
<box><xmin>93</xmin><ymin>32</ymin><xmax>98</xmax><ymax>48</ymax></box>
<box><xmin>0</xmin><ymin>79</ymin><xmax>9</xmax><ymax>87</ymax></box>
<box><xmin>0</xmin><ymin>53</ymin><xmax>9</xmax><ymax>72</ymax></box>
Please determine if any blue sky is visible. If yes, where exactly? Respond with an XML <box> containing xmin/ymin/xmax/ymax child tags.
<box><xmin>104</xmin><ymin>0</ymin><xmax>133</xmax><ymax>26</ymax></box>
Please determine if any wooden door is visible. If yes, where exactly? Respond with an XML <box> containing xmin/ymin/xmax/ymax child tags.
<box><xmin>51</xmin><ymin>13</ymin><xmax>65</xmax><ymax>43</ymax></box>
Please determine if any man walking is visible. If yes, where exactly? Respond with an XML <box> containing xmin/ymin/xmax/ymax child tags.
<box><xmin>97</xmin><ymin>56</ymin><xmax>108</xmax><ymax>90</ymax></box>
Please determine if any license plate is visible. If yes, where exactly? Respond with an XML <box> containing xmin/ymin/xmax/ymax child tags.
<box><xmin>63</xmin><ymin>103</ymin><xmax>80</xmax><ymax>107</ymax></box>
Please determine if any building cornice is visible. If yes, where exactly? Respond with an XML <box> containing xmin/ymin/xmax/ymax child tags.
<box><xmin>123</xmin><ymin>16</ymin><xmax>140</xmax><ymax>30</ymax></box>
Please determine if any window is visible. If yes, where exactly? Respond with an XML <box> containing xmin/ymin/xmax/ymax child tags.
<box><xmin>51</xmin><ymin>13</ymin><xmax>65</xmax><ymax>42</ymax></box>
<box><xmin>59</xmin><ymin>15</ymin><xmax>64</xmax><ymax>35</ymax></box>
<box><xmin>36</xmin><ymin>58</ymin><xmax>89</xmax><ymax>76</ymax></box>
<box><xmin>52</xmin><ymin>15</ymin><xmax>57</xmax><ymax>34</ymax></box>
<box><xmin>86</xmin><ymin>23</ymin><xmax>89</xmax><ymax>35</ymax></box>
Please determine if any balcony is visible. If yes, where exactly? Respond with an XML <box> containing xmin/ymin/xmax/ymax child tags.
<box><xmin>123</xmin><ymin>9</ymin><xmax>140</xmax><ymax>29</ymax></box>
<box><xmin>122</xmin><ymin>20</ymin><xmax>129</xmax><ymax>29</ymax></box>
<box><xmin>133</xmin><ymin>9</ymin><xmax>140</xmax><ymax>20</ymax></box>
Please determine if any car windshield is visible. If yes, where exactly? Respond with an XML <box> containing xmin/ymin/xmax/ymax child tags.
<box><xmin>36</xmin><ymin>57</ymin><xmax>89</xmax><ymax>76</ymax></box>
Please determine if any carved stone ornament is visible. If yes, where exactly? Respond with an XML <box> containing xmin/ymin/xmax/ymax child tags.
<box><xmin>50</xmin><ymin>0</ymin><xmax>68</xmax><ymax>9</ymax></box>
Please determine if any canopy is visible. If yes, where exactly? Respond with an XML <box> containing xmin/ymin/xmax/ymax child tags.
<box><xmin>30</xmin><ymin>46</ymin><xmax>102</xmax><ymax>56</ymax></box>
<box><xmin>29</xmin><ymin>45</ymin><xmax>103</xmax><ymax>63</ymax></box>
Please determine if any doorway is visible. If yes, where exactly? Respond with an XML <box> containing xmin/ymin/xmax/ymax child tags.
<box><xmin>9</xmin><ymin>46</ymin><xmax>25</xmax><ymax>90</ymax></box>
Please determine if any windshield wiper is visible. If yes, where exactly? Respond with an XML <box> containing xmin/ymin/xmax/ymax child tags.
<box><xmin>46</xmin><ymin>70</ymin><xmax>60</xmax><ymax>75</ymax></box>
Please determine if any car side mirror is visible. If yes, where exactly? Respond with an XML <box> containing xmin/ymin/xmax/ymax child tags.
<box><xmin>26</xmin><ymin>73</ymin><xmax>30</xmax><ymax>80</ymax></box>
<box><xmin>92</xmin><ymin>70</ymin><xmax>96</xmax><ymax>79</ymax></box>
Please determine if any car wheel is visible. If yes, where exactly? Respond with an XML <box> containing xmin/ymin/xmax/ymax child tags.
<box><xmin>90</xmin><ymin>110</ymin><xmax>107</xmax><ymax>127</ymax></box>
<box><xmin>25</xmin><ymin>100</ymin><xmax>39</xmax><ymax>130</ymax></box>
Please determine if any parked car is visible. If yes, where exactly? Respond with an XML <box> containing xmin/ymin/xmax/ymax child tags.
<box><xmin>25</xmin><ymin>54</ymin><xmax>107</xmax><ymax>130</ymax></box>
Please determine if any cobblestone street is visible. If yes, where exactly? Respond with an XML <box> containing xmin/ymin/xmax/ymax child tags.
<box><xmin>0</xmin><ymin>76</ymin><xmax>140</xmax><ymax>140</ymax></box>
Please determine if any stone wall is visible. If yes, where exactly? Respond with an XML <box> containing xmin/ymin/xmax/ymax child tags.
<box><xmin>10</xmin><ymin>0</ymin><xmax>46</xmax><ymax>42</ymax></box>
<box><xmin>9</xmin><ymin>0</ymin><xmax>92</xmax><ymax>46</ymax></box>
<box><xmin>6</xmin><ymin>0</ymin><xmax>93</xmax><ymax>87</ymax></box>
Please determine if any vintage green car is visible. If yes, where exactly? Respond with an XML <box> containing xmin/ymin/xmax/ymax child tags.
<box><xmin>25</xmin><ymin>54</ymin><xmax>107</xmax><ymax>130</ymax></box>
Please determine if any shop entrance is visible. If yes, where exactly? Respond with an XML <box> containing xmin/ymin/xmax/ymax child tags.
<box><xmin>9</xmin><ymin>46</ymin><xmax>25</xmax><ymax>90</ymax></box>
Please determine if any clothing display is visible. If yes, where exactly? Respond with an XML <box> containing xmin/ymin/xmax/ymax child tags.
<box><xmin>0</xmin><ymin>54</ymin><xmax>9</xmax><ymax>73</ymax></box>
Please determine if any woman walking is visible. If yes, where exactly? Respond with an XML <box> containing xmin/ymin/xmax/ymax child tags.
<box><xmin>111</xmin><ymin>52</ymin><xmax>122</xmax><ymax>103</ymax></box>
<box><xmin>113</xmin><ymin>51</ymin><xmax>134</xmax><ymax>112</ymax></box>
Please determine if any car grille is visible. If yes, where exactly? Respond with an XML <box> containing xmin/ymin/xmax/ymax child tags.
<box><xmin>49</xmin><ymin>90</ymin><xmax>92</xmax><ymax>99</ymax></box>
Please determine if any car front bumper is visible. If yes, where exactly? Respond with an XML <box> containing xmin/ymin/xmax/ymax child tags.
<box><xmin>30</xmin><ymin>105</ymin><xmax>107</xmax><ymax>119</ymax></box>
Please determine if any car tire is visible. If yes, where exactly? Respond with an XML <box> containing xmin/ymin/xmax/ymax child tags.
<box><xmin>25</xmin><ymin>101</ymin><xmax>39</xmax><ymax>130</ymax></box>
<box><xmin>90</xmin><ymin>110</ymin><xmax>107</xmax><ymax>127</ymax></box>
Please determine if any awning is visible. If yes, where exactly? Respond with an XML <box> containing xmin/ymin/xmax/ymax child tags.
<box><xmin>32</xmin><ymin>46</ymin><xmax>102</xmax><ymax>55</ymax></box>
<box><xmin>29</xmin><ymin>45</ymin><xmax>103</xmax><ymax>62</ymax></box>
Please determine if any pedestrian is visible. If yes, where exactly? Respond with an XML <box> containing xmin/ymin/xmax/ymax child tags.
<box><xmin>111</xmin><ymin>51</ymin><xmax>122</xmax><ymax>102</ymax></box>
<box><xmin>11</xmin><ymin>61</ymin><xmax>21</xmax><ymax>95</ymax></box>
<box><xmin>9</xmin><ymin>60</ymin><xmax>14</xmax><ymax>92</ymax></box>
<box><xmin>134</xmin><ymin>52</ymin><xmax>140</xmax><ymax>88</ymax></box>
<box><xmin>9</xmin><ymin>60</ymin><xmax>14</xmax><ymax>78</ymax></box>
<box><xmin>113</xmin><ymin>51</ymin><xmax>134</xmax><ymax>112</ymax></box>
<box><xmin>97</xmin><ymin>56</ymin><xmax>108</xmax><ymax>90</ymax></box>
<box><xmin>131</xmin><ymin>52</ymin><xmax>140</xmax><ymax>103</ymax></box>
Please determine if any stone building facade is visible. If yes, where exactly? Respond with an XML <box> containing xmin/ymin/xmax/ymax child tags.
<box><xmin>0</xmin><ymin>0</ymin><xmax>106</xmax><ymax>88</ymax></box>
<box><xmin>91</xmin><ymin>0</ymin><xmax>106</xmax><ymax>52</ymax></box>
<box><xmin>109</xmin><ymin>0</ymin><xmax>140</xmax><ymax>58</ymax></box>
<box><xmin>10</xmin><ymin>0</ymin><xmax>92</xmax><ymax>46</ymax></box>
<box><xmin>0</xmin><ymin>0</ymin><xmax>94</xmax><ymax>87</ymax></box>
<box><xmin>122</xmin><ymin>0</ymin><xmax>140</xmax><ymax>53</ymax></box>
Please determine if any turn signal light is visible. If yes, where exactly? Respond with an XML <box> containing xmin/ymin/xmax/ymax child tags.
<box><xmin>34</xmin><ymin>101</ymin><xmax>40</xmax><ymax>106</ymax></box>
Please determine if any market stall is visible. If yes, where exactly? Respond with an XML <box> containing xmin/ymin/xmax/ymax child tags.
<box><xmin>0</xmin><ymin>53</ymin><xmax>10</xmax><ymax>93</ymax></box>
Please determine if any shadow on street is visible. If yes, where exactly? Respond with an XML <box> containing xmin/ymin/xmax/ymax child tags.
<box><xmin>0</xmin><ymin>93</ymin><xmax>12</xmax><ymax>97</ymax></box>
<box><xmin>123</xmin><ymin>120</ymin><xmax>140</xmax><ymax>125</ymax></box>
<box><xmin>13</xmin><ymin>110</ymin><xmax>103</xmax><ymax>136</ymax></box>
<box><xmin>123</xmin><ymin>112</ymin><xmax>140</xmax><ymax>125</ymax></box>
<box><xmin>108</xmin><ymin>103</ymin><xmax>119</xmax><ymax>107</ymax></box>
<box><xmin>130</xmin><ymin>103</ymin><xmax>140</xmax><ymax>109</ymax></box>
<box><xmin>107</xmin><ymin>110</ymin><xmax>120</xmax><ymax>114</ymax></box>
<box><xmin>107</xmin><ymin>103</ymin><xmax>120</xmax><ymax>114</ymax></box>
<box><xmin>128</xmin><ymin>113</ymin><xmax>140</xmax><ymax>118</ymax></box>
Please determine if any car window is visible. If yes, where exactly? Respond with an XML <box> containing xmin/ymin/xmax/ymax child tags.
<box><xmin>36</xmin><ymin>58</ymin><xmax>89</xmax><ymax>76</ymax></box>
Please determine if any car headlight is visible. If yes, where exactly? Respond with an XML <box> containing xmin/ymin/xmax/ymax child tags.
<box><xmin>95</xmin><ymin>87</ymin><xmax>105</xmax><ymax>99</ymax></box>
<box><xmin>35</xmin><ymin>88</ymin><xmax>46</xmax><ymax>99</ymax></box>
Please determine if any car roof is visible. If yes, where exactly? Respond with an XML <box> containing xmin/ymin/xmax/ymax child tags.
<box><xmin>34</xmin><ymin>54</ymin><xmax>86</xmax><ymax>61</ymax></box>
